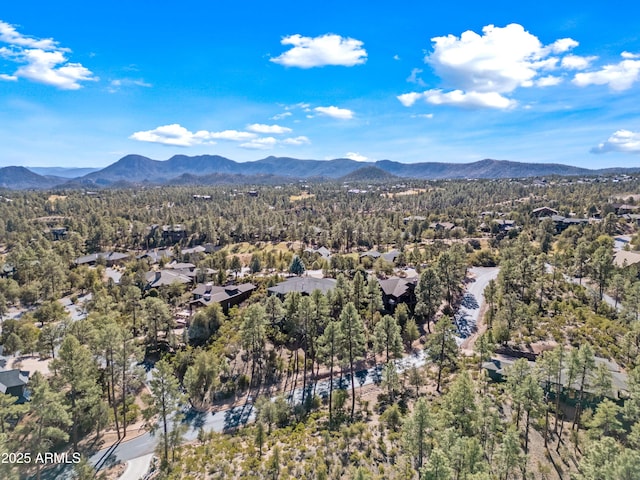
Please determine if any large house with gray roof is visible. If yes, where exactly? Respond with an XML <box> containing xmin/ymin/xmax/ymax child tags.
<box><xmin>267</xmin><ymin>276</ymin><xmax>337</xmax><ymax>298</ymax></box>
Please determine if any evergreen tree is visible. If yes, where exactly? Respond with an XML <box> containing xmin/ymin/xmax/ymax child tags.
<box><xmin>288</xmin><ymin>255</ymin><xmax>305</xmax><ymax>276</ymax></box>
<box><xmin>318</xmin><ymin>320</ymin><xmax>342</xmax><ymax>428</ymax></box>
<box><xmin>414</xmin><ymin>267</ymin><xmax>443</xmax><ymax>333</ymax></box>
<box><xmin>403</xmin><ymin>398</ymin><xmax>432</xmax><ymax>472</ymax></box>
<box><xmin>339</xmin><ymin>302</ymin><xmax>366</xmax><ymax>420</ymax></box>
<box><xmin>143</xmin><ymin>359</ymin><xmax>184</xmax><ymax>470</ymax></box>
<box><xmin>51</xmin><ymin>334</ymin><xmax>104</xmax><ymax>449</ymax></box>
<box><xmin>424</xmin><ymin>317</ymin><xmax>458</xmax><ymax>392</ymax></box>
<box><xmin>374</xmin><ymin>314</ymin><xmax>403</xmax><ymax>363</ymax></box>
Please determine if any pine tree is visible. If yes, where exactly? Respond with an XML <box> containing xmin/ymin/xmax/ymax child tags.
<box><xmin>318</xmin><ymin>320</ymin><xmax>342</xmax><ymax>428</ymax></box>
<box><xmin>374</xmin><ymin>314</ymin><xmax>403</xmax><ymax>363</ymax></box>
<box><xmin>402</xmin><ymin>398</ymin><xmax>431</xmax><ymax>472</ymax></box>
<box><xmin>289</xmin><ymin>255</ymin><xmax>305</xmax><ymax>276</ymax></box>
<box><xmin>339</xmin><ymin>302</ymin><xmax>366</xmax><ymax>420</ymax></box>
<box><xmin>51</xmin><ymin>334</ymin><xmax>104</xmax><ymax>449</ymax></box>
<box><xmin>143</xmin><ymin>359</ymin><xmax>184</xmax><ymax>470</ymax></box>
<box><xmin>414</xmin><ymin>267</ymin><xmax>443</xmax><ymax>333</ymax></box>
<box><xmin>424</xmin><ymin>317</ymin><xmax>458</xmax><ymax>392</ymax></box>
<box><xmin>240</xmin><ymin>303</ymin><xmax>268</xmax><ymax>385</ymax></box>
<box><xmin>18</xmin><ymin>373</ymin><xmax>71</xmax><ymax>480</ymax></box>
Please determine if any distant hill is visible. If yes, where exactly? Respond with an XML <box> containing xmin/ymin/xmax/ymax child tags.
<box><xmin>2</xmin><ymin>154</ymin><xmax>640</xmax><ymax>190</ymax></box>
<box><xmin>75</xmin><ymin>155</ymin><xmax>608</xmax><ymax>186</ymax></box>
<box><xmin>27</xmin><ymin>166</ymin><xmax>100</xmax><ymax>178</ymax></box>
<box><xmin>338</xmin><ymin>166</ymin><xmax>400</xmax><ymax>182</ymax></box>
<box><xmin>0</xmin><ymin>166</ymin><xmax>65</xmax><ymax>190</ymax></box>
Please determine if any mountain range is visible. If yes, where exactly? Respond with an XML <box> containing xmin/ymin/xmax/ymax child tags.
<box><xmin>0</xmin><ymin>154</ymin><xmax>637</xmax><ymax>190</ymax></box>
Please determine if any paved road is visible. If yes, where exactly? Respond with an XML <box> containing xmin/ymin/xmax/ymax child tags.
<box><xmin>454</xmin><ymin>267</ymin><xmax>500</xmax><ymax>344</ymax></box>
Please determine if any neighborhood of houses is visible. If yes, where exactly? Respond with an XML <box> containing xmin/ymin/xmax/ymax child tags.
<box><xmin>2</xmin><ymin>199</ymin><xmax>639</xmax><ymax>418</ymax></box>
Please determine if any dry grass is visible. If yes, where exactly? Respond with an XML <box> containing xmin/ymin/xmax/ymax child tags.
<box><xmin>289</xmin><ymin>193</ymin><xmax>315</xmax><ymax>202</ymax></box>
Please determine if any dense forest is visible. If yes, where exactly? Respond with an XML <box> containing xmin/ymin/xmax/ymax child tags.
<box><xmin>1</xmin><ymin>175</ymin><xmax>640</xmax><ymax>479</ymax></box>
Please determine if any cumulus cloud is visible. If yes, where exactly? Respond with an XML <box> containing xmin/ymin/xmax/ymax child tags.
<box><xmin>270</xmin><ymin>33</ymin><xmax>367</xmax><ymax>68</ymax></box>
<box><xmin>561</xmin><ymin>54</ymin><xmax>597</xmax><ymax>70</ymax></box>
<box><xmin>314</xmin><ymin>106</ymin><xmax>354</xmax><ymax>119</ymax></box>
<box><xmin>399</xmin><ymin>89</ymin><xmax>515</xmax><ymax>109</ymax></box>
<box><xmin>0</xmin><ymin>20</ymin><xmax>96</xmax><ymax>89</ymax></box>
<box><xmin>282</xmin><ymin>136</ymin><xmax>310</xmax><ymax>145</ymax></box>
<box><xmin>345</xmin><ymin>152</ymin><xmax>368</xmax><ymax>161</ymax></box>
<box><xmin>573</xmin><ymin>55</ymin><xmax>640</xmax><ymax>91</ymax></box>
<box><xmin>130</xmin><ymin>124</ymin><xmax>217</xmax><ymax>147</ymax></box>
<box><xmin>247</xmin><ymin>123</ymin><xmax>292</xmax><ymax>134</ymax></box>
<box><xmin>208</xmin><ymin>130</ymin><xmax>257</xmax><ymax>141</ymax></box>
<box><xmin>536</xmin><ymin>75</ymin><xmax>563</xmax><ymax>87</ymax></box>
<box><xmin>399</xmin><ymin>23</ymin><xmax>584</xmax><ymax>109</ymax></box>
<box><xmin>591</xmin><ymin>130</ymin><xmax>640</xmax><ymax>154</ymax></box>
<box><xmin>622</xmin><ymin>52</ymin><xmax>640</xmax><ymax>59</ymax></box>
<box><xmin>239</xmin><ymin>137</ymin><xmax>278</xmax><ymax>150</ymax></box>
<box><xmin>130</xmin><ymin>125</ymin><xmax>263</xmax><ymax>146</ymax></box>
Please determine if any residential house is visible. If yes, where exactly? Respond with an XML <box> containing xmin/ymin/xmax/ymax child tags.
<box><xmin>267</xmin><ymin>276</ymin><xmax>337</xmax><ymax>298</ymax></box>
<box><xmin>429</xmin><ymin>221</ymin><xmax>455</xmax><ymax>231</ymax></box>
<box><xmin>161</xmin><ymin>224</ymin><xmax>187</xmax><ymax>243</ymax></box>
<box><xmin>190</xmin><ymin>282</ymin><xmax>256</xmax><ymax>313</ymax></box>
<box><xmin>74</xmin><ymin>251</ymin><xmax>129</xmax><ymax>267</ymax></box>
<box><xmin>144</xmin><ymin>270</ymin><xmax>192</xmax><ymax>289</ymax></box>
<box><xmin>482</xmin><ymin>356</ymin><xmax>629</xmax><ymax>404</ymax></box>
<box><xmin>0</xmin><ymin>369</ymin><xmax>30</xmax><ymax>403</ymax></box>
<box><xmin>377</xmin><ymin>276</ymin><xmax>418</xmax><ymax>311</ymax></box>
<box><xmin>532</xmin><ymin>206</ymin><xmax>559</xmax><ymax>218</ymax></box>
<box><xmin>137</xmin><ymin>249</ymin><xmax>174</xmax><ymax>264</ymax></box>
<box><xmin>614</xmin><ymin>250</ymin><xmax>640</xmax><ymax>269</ymax></box>
<box><xmin>304</xmin><ymin>246</ymin><xmax>332</xmax><ymax>260</ymax></box>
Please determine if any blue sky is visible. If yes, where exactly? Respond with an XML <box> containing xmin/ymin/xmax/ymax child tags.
<box><xmin>1</xmin><ymin>1</ymin><xmax>640</xmax><ymax>169</ymax></box>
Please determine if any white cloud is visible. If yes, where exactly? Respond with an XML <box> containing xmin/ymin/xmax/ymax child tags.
<box><xmin>546</xmin><ymin>38</ymin><xmax>579</xmax><ymax>54</ymax></box>
<box><xmin>0</xmin><ymin>73</ymin><xmax>17</xmax><ymax>81</ymax></box>
<box><xmin>400</xmin><ymin>89</ymin><xmax>515</xmax><ymax>109</ymax></box>
<box><xmin>561</xmin><ymin>54</ymin><xmax>597</xmax><ymax>70</ymax></box>
<box><xmin>400</xmin><ymin>23</ymin><xmax>580</xmax><ymax>110</ymax></box>
<box><xmin>622</xmin><ymin>51</ymin><xmax>640</xmax><ymax>59</ymax></box>
<box><xmin>0</xmin><ymin>20</ymin><xmax>96</xmax><ymax>89</ymax></box>
<box><xmin>130</xmin><ymin>124</ymin><xmax>216</xmax><ymax>147</ymax></box>
<box><xmin>270</xmin><ymin>33</ymin><xmax>367</xmax><ymax>68</ymax></box>
<box><xmin>314</xmin><ymin>106</ymin><xmax>354</xmax><ymax>119</ymax></box>
<box><xmin>536</xmin><ymin>75</ymin><xmax>563</xmax><ymax>87</ymax></box>
<box><xmin>591</xmin><ymin>130</ymin><xmax>640</xmax><ymax>154</ymax></box>
<box><xmin>411</xmin><ymin>113</ymin><xmax>434</xmax><ymax>119</ymax></box>
<box><xmin>397</xmin><ymin>92</ymin><xmax>423</xmax><ymax>107</ymax></box>
<box><xmin>247</xmin><ymin>123</ymin><xmax>292</xmax><ymax>134</ymax></box>
<box><xmin>0</xmin><ymin>21</ymin><xmax>59</xmax><ymax>50</ymax></box>
<box><xmin>573</xmin><ymin>56</ymin><xmax>640</xmax><ymax>91</ymax></box>
<box><xmin>271</xmin><ymin>111</ymin><xmax>292</xmax><ymax>120</ymax></box>
<box><xmin>282</xmin><ymin>136</ymin><xmax>310</xmax><ymax>145</ymax></box>
<box><xmin>208</xmin><ymin>130</ymin><xmax>257</xmax><ymax>141</ymax></box>
<box><xmin>407</xmin><ymin>68</ymin><xmax>426</xmax><ymax>86</ymax></box>
<box><xmin>345</xmin><ymin>152</ymin><xmax>368</xmax><ymax>161</ymax></box>
<box><xmin>108</xmin><ymin>78</ymin><xmax>152</xmax><ymax>92</ymax></box>
<box><xmin>239</xmin><ymin>137</ymin><xmax>278</xmax><ymax>150</ymax></box>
